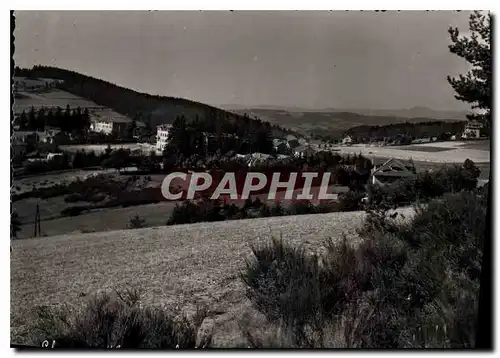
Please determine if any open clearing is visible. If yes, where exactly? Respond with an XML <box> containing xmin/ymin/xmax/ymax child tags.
<box><xmin>11</xmin><ymin>208</ymin><xmax>415</xmax><ymax>346</ymax></box>
<box><xmin>12</xmin><ymin>169</ymin><xmax>118</xmax><ymax>195</ymax></box>
<box><xmin>15</xmin><ymin>201</ymin><xmax>179</xmax><ymax>238</ymax></box>
<box><xmin>395</xmin><ymin>146</ymin><xmax>453</xmax><ymax>153</ymax></box>
<box><xmin>330</xmin><ymin>141</ymin><xmax>490</xmax><ymax>164</ymax></box>
<box><xmin>13</xmin><ymin>88</ymin><xmax>104</xmax><ymax>113</ymax></box>
<box><xmin>59</xmin><ymin>143</ymin><xmax>157</xmax><ymax>155</ymax></box>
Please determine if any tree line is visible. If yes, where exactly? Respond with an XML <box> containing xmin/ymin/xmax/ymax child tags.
<box><xmin>163</xmin><ymin>114</ymin><xmax>275</xmax><ymax>159</ymax></box>
<box><xmin>14</xmin><ymin>65</ymin><xmax>292</xmax><ymax>138</ymax></box>
<box><xmin>14</xmin><ymin>105</ymin><xmax>90</xmax><ymax>133</ymax></box>
<box><xmin>344</xmin><ymin>120</ymin><xmax>468</xmax><ymax>144</ymax></box>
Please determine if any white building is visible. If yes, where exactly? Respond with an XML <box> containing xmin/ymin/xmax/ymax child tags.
<box><xmin>462</xmin><ymin>121</ymin><xmax>483</xmax><ymax>139</ymax></box>
<box><xmin>342</xmin><ymin>135</ymin><xmax>353</xmax><ymax>145</ymax></box>
<box><xmin>90</xmin><ymin>118</ymin><xmax>130</xmax><ymax>136</ymax></box>
<box><xmin>156</xmin><ymin>124</ymin><xmax>172</xmax><ymax>153</ymax></box>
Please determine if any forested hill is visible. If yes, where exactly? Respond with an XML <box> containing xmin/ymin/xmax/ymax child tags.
<box><xmin>14</xmin><ymin>65</ymin><xmax>291</xmax><ymax>136</ymax></box>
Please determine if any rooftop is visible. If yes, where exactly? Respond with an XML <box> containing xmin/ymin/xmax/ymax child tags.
<box><xmin>157</xmin><ymin>124</ymin><xmax>173</xmax><ymax>130</ymax></box>
<box><xmin>91</xmin><ymin>116</ymin><xmax>131</xmax><ymax>124</ymax></box>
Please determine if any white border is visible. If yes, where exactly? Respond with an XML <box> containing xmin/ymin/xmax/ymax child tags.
<box><xmin>7</xmin><ymin>2</ymin><xmax>498</xmax><ymax>10</ymax></box>
<box><xmin>3</xmin><ymin>3</ymin><xmax>498</xmax><ymax>358</ymax></box>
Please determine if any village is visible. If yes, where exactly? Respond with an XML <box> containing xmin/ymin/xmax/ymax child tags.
<box><xmin>10</xmin><ymin>10</ymin><xmax>492</xmax><ymax>350</ymax></box>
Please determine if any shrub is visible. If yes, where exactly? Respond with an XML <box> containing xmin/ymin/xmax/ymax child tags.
<box><xmin>242</xmin><ymin>192</ymin><xmax>486</xmax><ymax>348</ymax></box>
<box><xmin>337</xmin><ymin>191</ymin><xmax>364</xmax><ymax>211</ymax></box>
<box><xmin>370</xmin><ymin>159</ymin><xmax>482</xmax><ymax>209</ymax></box>
<box><xmin>64</xmin><ymin>193</ymin><xmax>84</xmax><ymax>203</ymax></box>
<box><xmin>11</xmin><ymin>211</ymin><xmax>21</xmax><ymax>238</ymax></box>
<box><xmin>167</xmin><ymin>201</ymin><xmax>201</xmax><ymax>226</ymax></box>
<box><xmin>88</xmin><ymin>193</ymin><xmax>106</xmax><ymax>203</ymax></box>
<box><xmin>128</xmin><ymin>215</ymin><xmax>146</xmax><ymax>229</ymax></box>
<box><xmin>287</xmin><ymin>200</ymin><xmax>318</xmax><ymax>215</ymax></box>
<box><xmin>61</xmin><ymin>206</ymin><xmax>89</xmax><ymax>217</ymax></box>
<box><xmin>28</xmin><ymin>290</ymin><xmax>209</xmax><ymax>348</ymax></box>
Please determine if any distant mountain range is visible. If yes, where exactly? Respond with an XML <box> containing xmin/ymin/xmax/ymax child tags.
<box><xmin>220</xmin><ymin>105</ymin><xmax>469</xmax><ymax>121</ymax></box>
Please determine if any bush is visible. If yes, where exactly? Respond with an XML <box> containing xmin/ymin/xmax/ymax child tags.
<box><xmin>11</xmin><ymin>211</ymin><xmax>21</xmax><ymax>238</ymax></box>
<box><xmin>64</xmin><ymin>193</ymin><xmax>84</xmax><ymax>203</ymax></box>
<box><xmin>337</xmin><ymin>191</ymin><xmax>364</xmax><ymax>211</ymax></box>
<box><xmin>61</xmin><ymin>206</ymin><xmax>89</xmax><ymax>217</ymax></box>
<box><xmin>286</xmin><ymin>200</ymin><xmax>318</xmax><ymax>215</ymax></box>
<box><xmin>167</xmin><ymin>201</ymin><xmax>202</xmax><ymax>226</ymax></box>
<box><xmin>370</xmin><ymin>159</ymin><xmax>482</xmax><ymax>209</ymax></box>
<box><xmin>28</xmin><ymin>289</ymin><xmax>210</xmax><ymax>348</ymax></box>
<box><xmin>128</xmin><ymin>215</ymin><xmax>146</xmax><ymax>229</ymax></box>
<box><xmin>241</xmin><ymin>192</ymin><xmax>486</xmax><ymax>348</ymax></box>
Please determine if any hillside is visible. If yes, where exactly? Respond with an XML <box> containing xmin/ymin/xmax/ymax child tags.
<box><xmin>226</xmin><ymin>108</ymin><xmax>467</xmax><ymax>138</ymax></box>
<box><xmin>10</xmin><ymin>208</ymin><xmax>414</xmax><ymax>346</ymax></box>
<box><xmin>221</xmin><ymin>105</ymin><xmax>469</xmax><ymax>121</ymax></box>
<box><xmin>14</xmin><ymin>66</ymin><xmax>289</xmax><ymax>138</ymax></box>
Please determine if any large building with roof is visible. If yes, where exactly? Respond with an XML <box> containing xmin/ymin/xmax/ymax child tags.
<box><xmin>156</xmin><ymin>124</ymin><xmax>172</xmax><ymax>153</ymax></box>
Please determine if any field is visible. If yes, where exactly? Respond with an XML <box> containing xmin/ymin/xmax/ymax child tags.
<box><xmin>14</xmin><ymin>88</ymin><xmax>104</xmax><ymax>113</ymax></box>
<box><xmin>327</xmin><ymin>140</ymin><xmax>490</xmax><ymax>164</ymax></box>
<box><xmin>12</xmin><ymin>168</ymin><xmax>118</xmax><ymax>195</ymax></box>
<box><xmin>59</xmin><ymin>143</ymin><xmax>157</xmax><ymax>155</ymax></box>
<box><xmin>15</xmin><ymin>201</ymin><xmax>179</xmax><ymax>238</ymax></box>
<box><xmin>13</xmin><ymin>77</ymin><xmax>131</xmax><ymax>125</ymax></box>
<box><xmin>10</xmin><ymin>208</ymin><xmax>415</xmax><ymax>346</ymax></box>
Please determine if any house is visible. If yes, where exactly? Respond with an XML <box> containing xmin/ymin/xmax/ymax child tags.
<box><xmin>236</xmin><ymin>152</ymin><xmax>272</xmax><ymax>167</ymax></box>
<box><xmin>90</xmin><ymin>117</ymin><xmax>130</xmax><ymax>136</ymax></box>
<box><xmin>38</xmin><ymin>127</ymin><xmax>66</xmax><ymax>144</ymax></box>
<box><xmin>342</xmin><ymin>135</ymin><xmax>353</xmax><ymax>145</ymax></box>
<box><xmin>12</xmin><ymin>131</ymin><xmax>38</xmax><ymax>143</ymax></box>
<box><xmin>285</xmin><ymin>134</ymin><xmax>300</xmax><ymax>150</ymax></box>
<box><xmin>273</xmin><ymin>138</ymin><xmax>291</xmax><ymax>155</ymax></box>
<box><xmin>293</xmin><ymin>145</ymin><xmax>316</xmax><ymax>158</ymax></box>
<box><xmin>298</xmin><ymin>138</ymin><xmax>308</xmax><ymax>146</ymax></box>
<box><xmin>156</xmin><ymin>124</ymin><xmax>172</xmax><ymax>153</ymax></box>
<box><xmin>248</xmin><ymin>152</ymin><xmax>271</xmax><ymax>167</ymax></box>
<box><xmin>370</xmin><ymin>158</ymin><xmax>416</xmax><ymax>187</ymax></box>
<box><xmin>46</xmin><ymin>152</ymin><xmax>64</xmax><ymax>161</ymax></box>
<box><xmin>462</xmin><ymin>121</ymin><xmax>483</xmax><ymax>139</ymax></box>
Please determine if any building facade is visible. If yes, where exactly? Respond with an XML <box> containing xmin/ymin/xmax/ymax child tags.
<box><xmin>462</xmin><ymin>121</ymin><xmax>483</xmax><ymax>139</ymax></box>
<box><xmin>156</xmin><ymin>124</ymin><xmax>172</xmax><ymax>153</ymax></box>
<box><xmin>90</xmin><ymin>119</ymin><xmax>129</xmax><ymax>136</ymax></box>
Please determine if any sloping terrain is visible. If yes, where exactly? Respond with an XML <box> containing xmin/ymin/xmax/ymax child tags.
<box><xmin>11</xmin><ymin>208</ymin><xmax>414</xmax><ymax>346</ymax></box>
<box><xmin>229</xmin><ymin>108</ymin><xmax>466</xmax><ymax>137</ymax></box>
<box><xmin>14</xmin><ymin>67</ymin><xmax>257</xmax><ymax>128</ymax></box>
<box><xmin>220</xmin><ymin>105</ymin><xmax>469</xmax><ymax>121</ymax></box>
<box><xmin>13</xmin><ymin>77</ymin><xmax>132</xmax><ymax>127</ymax></box>
<box><xmin>14</xmin><ymin>67</ymin><xmax>293</xmax><ymax>138</ymax></box>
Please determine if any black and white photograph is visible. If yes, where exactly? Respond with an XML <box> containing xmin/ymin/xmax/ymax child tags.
<box><xmin>10</xmin><ymin>9</ymin><xmax>492</xmax><ymax>349</ymax></box>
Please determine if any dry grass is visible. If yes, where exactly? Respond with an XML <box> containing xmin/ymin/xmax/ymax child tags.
<box><xmin>14</xmin><ymin>201</ymin><xmax>179</xmax><ymax>238</ymax></box>
<box><xmin>330</xmin><ymin>145</ymin><xmax>490</xmax><ymax>164</ymax></box>
<box><xmin>11</xmin><ymin>209</ymin><xmax>413</xmax><ymax>346</ymax></box>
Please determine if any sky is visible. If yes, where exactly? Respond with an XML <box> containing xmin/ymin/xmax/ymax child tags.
<box><xmin>14</xmin><ymin>11</ymin><xmax>474</xmax><ymax>111</ymax></box>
